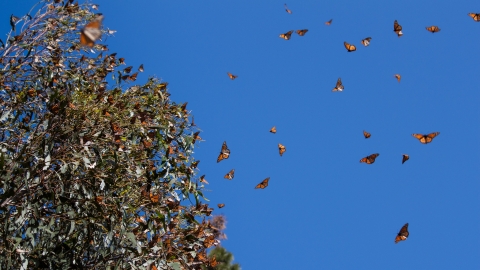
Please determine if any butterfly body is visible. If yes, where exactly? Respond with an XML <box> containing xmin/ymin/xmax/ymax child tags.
<box><xmin>426</xmin><ymin>26</ymin><xmax>440</xmax><ymax>33</ymax></box>
<box><xmin>412</xmin><ymin>132</ymin><xmax>440</xmax><ymax>144</ymax></box>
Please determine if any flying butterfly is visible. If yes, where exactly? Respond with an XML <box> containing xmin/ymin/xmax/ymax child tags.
<box><xmin>217</xmin><ymin>141</ymin><xmax>230</xmax><ymax>163</ymax></box>
<box><xmin>80</xmin><ymin>14</ymin><xmax>104</xmax><ymax>47</ymax></box>
<box><xmin>402</xmin><ymin>154</ymin><xmax>409</xmax><ymax>164</ymax></box>
<box><xmin>255</xmin><ymin>177</ymin><xmax>270</xmax><ymax>189</ymax></box>
<box><xmin>361</xmin><ymin>37</ymin><xmax>372</xmax><ymax>46</ymax></box>
<box><xmin>412</xmin><ymin>132</ymin><xmax>440</xmax><ymax>144</ymax></box>
<box><xmin>468</xmin><ymin>13</ymin><xmax>480</xmax><ymax>22</ymax></box>
<box><xmin>363</xmin><ymin>130</ymin><xmax>371</xmax><ymax>139</ymax></box>
<box><xmin>394</xmin><ymin>20</ymin><xmax>403</xmax><ymax>37</ymax></box>
<box><xmin>360</xmin><ymin>153</ymin><xmax>379</xmax><ymax>164</ymax></box>
<box><xmin>426</xmin><ymin>26</ymin><xmax>440</xmax><ymax>33</ymax></box>
<box><xmin>325</xmin><ymin>19</ymin><xmax>333</xmax><ymax>26</ymax></box>
<box><xmin>284</xmin><ymin>4</ymin><xmax>292</xmax><ymax>14</ymax></box>
<box><xmin>227</xmin><ymin>72</ymin><xmax>238</xmax><ymax>80</ymax></box>
<box><xmin>224</xmin><ymin>169</ymin><xmax>235</xmax><ymax>180</ymax></box>
<box><xmin>217</xmin><ymin>203</ymin><xmax>225</xmax><ymax>208</ymax></box>
<box><xmin>296</xmin><ymin>29</ymin><xmax>308</xmax><ymax>36</ymax></box>
<box><xmin>394</xmin><ymin>74</ymin><xmax>401</xmax><ymax>83</ymax></box>
<box><xmin>279</xmin><ymin>30</ymin><xmax>294</xmax><ymax>40</ymax></box>
<box><xmin>278</xmin><ymin>143</ymin><xmax>286</xmax><ymax>157</ymax></box>
<box><xmin>138</xmin><ymin>64</ymin><xmax>144</xmax><ymax>72</ymax></box>
<box><xmin>199</xmin><ymin>175</ymin><xmax>209</xmax><ymax>184</ymax></box>
<box><xmin>332</xmin><ymin>78</ymin><xmax>344</xmax><ymax>92</ymax></box>
<box><xmin>270</xmin><ymin>126</ymin><xmax>277</xmax><ymax>134</ymax></box>
<box><xmin>344</xmin><ymin>41</ymin><xmax>356</xmax><ymax>52</ymax></box>
<box><xmin>395</xmin><ymin>223</ymin><xmax>409</xmax><ymax>244</ymax></box>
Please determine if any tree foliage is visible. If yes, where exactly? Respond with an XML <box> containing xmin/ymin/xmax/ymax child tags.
<box><xmin>0</xmin><ymin>1</ymin><xmax>219</xmax><ymax>268</ymax></box>
<box><xmin>206</xmin><ymin>247</ymin><xmax>241</xmax><ymax>270</ymax></box>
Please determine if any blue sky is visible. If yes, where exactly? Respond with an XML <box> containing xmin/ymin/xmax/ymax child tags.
<box><xmin>2</xmin><ymin>1</ymin><xmax>480</xmax><ymax>269</ymax></box>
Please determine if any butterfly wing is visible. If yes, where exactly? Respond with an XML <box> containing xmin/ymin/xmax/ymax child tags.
<box><xmin>278</xmin><ymin>143</ymin><xmax>286</xmax><ymax>156</ymax></box>
<box><xmin>80</xmin><ymin>15</ymin><xmax>104</xmax><ymax>47</ymax></box>
<box><xmin>270</xmin><ymin>126</ymin><xmax>277</xmax><ymax>133</ymax></box>
<box><xmin>224</xmin><ymin>169</ymin><xmax>235</xmax><ymax>180</ymax></box>
<box><xmin>255</xmin><ymin>177</ymin><xmax>270</xmax><ymax>189</ymax></box>
<box><xmin>333</xmin><ymin>78</ymin><xmax>344</xmax><ymax>92</ymax></box>
<box><xmin>227</xmin><ymin>72</ymin><xmax>237</xmax><ymax>80</ymax></box>
<box><xmin>402</xmin><ymin>154</ymin><xmax>409</xmax><ymax>164</ymax></box>
<box><xmin>344</xmin><ymin>41</ymin><xmax>356</xmax><ymax>52</ymax></box>
<box><xmin>395</xmin><ymin>223</ymin><xmax>409</xmax><ymax>243</ymax></box>
<box><xmin>325</xmin><ymin>19</ymin><xmax>332</xmax><ymax>25</ymax></box>
<box><xmin>363</xmin><ymin>130</ymin><xmax>371</xmax><ymax>139</ymax></box>
<box><xmin>394</xmin><ymin>20</ymin><xmax>403</xmax><ymax>37</ymax></box>
<box><xmin>395</xmin><ymin>74</ymin><xmax>401</xmax><ymax>82</ymax></box>
<box><xmin>296</xmin><ymin>29</ymin><xmax>308</xmax><ymax>36</ymax></box>
<box><xmin>217</xmin><ymin>141</ymin><xmax>230</xmax><ymax>162</ymax></box>
<box><xmin>284</xmin><ymin>4</ymin><xmax>292</xmax><ymax>14</ymax></box>
<box><xmin>412</xmin><ymin>133</ymin><xmax>427</xmax><ymax>144</ymax></box>
<box><xmin>217</xmin><ymin>203</ymin><xmax>225</xmax><ymax>208</ymax></box>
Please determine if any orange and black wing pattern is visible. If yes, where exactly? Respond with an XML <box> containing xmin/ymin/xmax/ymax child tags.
<box><xmin>296</xmin><ymin>29</ymin><xmax>308</xmax><ymax>36</ymax></box>
<box><xmin>255</xmin><ymin>177</ymin><xmax>270</xmax><ymax>189</ymax></box>
<box><xmin>217</xmin><ymin>141</ymin><xmax>231</xmax><ymax>162</ymax></box>
<box><xmin>361</xmin><ymin>37</ymin><xmax>372</xmax><ymax>46</ymax></box>
<box><xmin>468</xmin><ymin>13</ymin><xmax>480</xmax><ymax>22</ymax></box>
<box><xmin>332</xmin><ymin>78</ymin><xmax>344</xmax><ymax>92</ymax></box>
<box><xmin>278</xmin><ymin>143</ymin><xmax>286</xmax><ymax>156</ymax></box>
<box><xmin>363</xmin><ymin>130</ymin><xmax>371</xmax><ymax>139</ymax></box>
<box><xmin>224</xmin><ymin>169</ymin><xmax>235</xmax><ymax>180</ymax></box>
<box><xmin>360</xmin><ymin>153</ymin><xmax>379</xmax><ymax>164</ymax></box>
<box><xmin>270</xmin><ymin>126</ymin><xmax>277</xmax><ymax>134</ymax></box>
<box><xmin>227</xmin><ymin>72</ymin><xmax>238</xmax><ymax>80</ymax></box>
<box><xmin>80</xmin><ymin>14</ymin><xmax>104</xmax><ymax>47</ymax></box>
<box><xmin>402</xmin><ymin>154</ymin><xmax>409</xmax><ymax>164</ymax></box>
<box><xmin>394</xmin><ymin>20</ymin><xmax>403</xmax><ymax>37</ymax></box>
<box><xmin>426</xmin><ymin>25</ymin><xmax>440</xmax><ymax>33</ymax></box>
<box><xmin>394</xmin><ymin>74</ymin><xmax>401</xmax><ymax>83</ymax></box>
<box><xmin>325</xmin><ymin>19</ymin><xmax>333</xmax><ymax>25</ymax></box>
<box><xmin>279</xmin><ymin>30</ymin><xmax>294</xmax><ymax>40</ymax></box>
<box><xmin>284</xmin><ymin>4</ymin><xmax>292</xmax><ymax>14</ymax></box>
<box><xmin>395</xmin><ymin>223</ymin><xmax>409</xmax><ymax>243</ymax></box>
<box><xmin>344</xmin><ymin>41</ymin><xmax>356</xmax><ymax>52</ymax></box>
<box><xmin>217</xmin><ymin>203</ymin><xmax>225</xmax><ymax>208</ymax></box>
<box><xmin>412</xmin><ymin>132</ymin><xmax>440</xmax><ymax>144</ymax></box>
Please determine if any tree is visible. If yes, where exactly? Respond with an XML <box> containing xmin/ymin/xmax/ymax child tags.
<box><xmin>205</xmin><ymin>247</ymin><xmax>241</xmax><ymax>270</ymax></box>
<box><xmin>0</xmin><ymin>1</ymin><xmax>218</xmax><ymax>268</ymax></box>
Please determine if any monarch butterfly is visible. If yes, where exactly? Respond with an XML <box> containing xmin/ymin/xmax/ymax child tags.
<box><xmin>332</xmin><ymin>78</ymin><xmax>344</xmax><ymax>92</ymax></box>
<box><xmin>193</xmin><ymin>131</ymin><xmax>202</xmax><ymax>144</ymax></box>
<box><xmin>217</xmin><ymin>203</ymin><xmax>225</xmax><ymax>208</ymax></box>
<box><xmin>279</xmin><ymin>30</ymin><xmax>294</xmax><ymax>40</ymax></box>
<box><xmin>270</xmin><ymin>126</ymin><xmax>277</xmax><ymax>133</ymax></box>
<box><xmin>426</xmin><ymin>26</ymin><xmax>440</xmax><ymax>33</ymax></box>
<box><xmin>394</xmin><ymin>20</ymin><xmax>403</xmax><ymax>37</ymax></box>
<box><xmin>412</xmin><ymin>132</ymin><xmax>440</xmax><ymax>144</ymax></box>
<box><xmin>217</xmin><ymin>141</ymin><xmax>230</xmax><ymax>162</ymax></box>
<box><xmin>284</xmin><ymin>4</ymin><xmax>292</xmax><ymax>14</ymax></box>
<box><xmin>278</xmin><ymin>143</ymin><xmax>286</xmax><ymax>156</ymax></box>
<box><xmin>255</xmin><ymin>177</ymin><xmax>270</xmax><ymax>189</ymax></box>
<box><xmin>224</xmin><ymin>169</ymin><xmax>235</xmax><ymax>180</ymax></box>
<box><xmin>227</xmin><ymin>72</ymin><xmax>238</xmax><ymax>80</ymax></box>
<box><xmin>360</xmin><ymin>153</ymin><xmax>379</xmax><ymax>164</ymax></box>
<box><xmin>402</xmin><ymin>154</ymin><xmax>409</xmax><ymax>164</ymax></box>
<box><xmin>361</xmin><ymin>37</ymin><xmax>372</xmax><ymax>46</ymax></box>
<box><xmin>394</xmin><ymin>74</ymin><xmax>401</xmax><ymax>83</ymax></box>
<box><xmin>325</xmin><ymin>19</ymin><xmax>333</xmax><ymax>25</ymax></box>
<box><xmin>150</xmin><ymin>193</ymin><xmax>160</xmax><ymax>203</ymax></box>
<box><xmin>138</xmin><ymin>64</ymin><xmax>144</xmax><ymax>72</ymax></box>
<box><xmin>199</xmin><ymin>175</ymin><xmax>209</xmax><ymax>184</ymax></box>
<box><xmin>344</xmin><ymin>41</ymin><xmax>356</xmax><ymax>52</ymax></box>
<box><xmin>363</xmin><ymin>130</ymin><xmax>371</xmax><ymax>139</ymax></box>
<box><xmin>296</xmin><ymin>29</ymin><xmax>308</xmax><ymax>36</ymax></box>
<box><xmin>80</xmin><ymin>14</ymin><xmax>104</xmax><ymax>47</ymax></box>
<box><xmin>468</xmin><ymin>13</ymin><xmax>480</xmax><ymax>22</ymax></box>
<box><xmin>395</xmin><ymin>223</ymin><xmax>409</xmax><ymax>243</ymax></box>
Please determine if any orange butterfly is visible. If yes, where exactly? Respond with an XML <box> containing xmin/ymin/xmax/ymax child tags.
<box><xmin>394</xmin><ymin>74</ymin><xmax>401</xmax><ymax>83</ymax></box>
<box><xmin>395</xmin><ymin>223</ymin><xmax>409</xmax><ymax>243</ymax></box>
<box><xmin>296</xmin><ymin>29</ymin><xmax>308</xmax><ymax>36</ymax></box>
<box><xmin>255</xmin><ymin>177</ymin><xmax>270</xmax><ymax>189</ymax></box>
<box><xmin>284</xmin><ymin>4</ymin><xmax>292</xmax><ymax>14</ymax></box>
<box><xmin>199</xmin><ymin>175</ymin><xmax>209</xmax><ymax>184</ymax></box>
<box><xmin>412</xmin><ymin>132</ymin><xmax>440</xmax><ymax>144</ymax></box>
<box><xmin>360</xmin><ymin>153</ymin><xmax>379</xmax><ymax>164</ymax></box>
<box><xmin>80</xmin><ymin>14</ymin><xmax>104</xmax><ymax>47</ymax></box>
<box><xmin>332</xmin><ymin>78</ymin><xmax>344</xmax><ymax>92</ymax></box>
<box><xmin>224</xmin><ymin>169</ymin><xmax>235</xmax><ymax>180</ymax></box>
<box><xmin>227</xmin><ymin>72</ymin><xmax>238</xmax><ymax>80</ymax></box>
<box><xmin>426</xmin><ymin>26</ymin><xmax>440</xmax><ymax>33</ymax></box>
<box><xmin>361</xmin><ymin>37</ymin><xmax>372</xmax><ymax>46</ymax></box>
<box><xmin>363</xmin><ymin>130</ymin><xmax>371</xmax><ymax>139</ymax></box>
<box><xmin>270</xmin><ymin>126</ymin><xmax>277</xmax><ymax>133</ymax></box>
<box><xmin>325</xmin><ymin>19</ymin><xmax>333</xmax><ymax>26</ymax></box>
<box><xmin>217</xmin><ymin>141</ymin><xmax>230</xmax><ymax>162</ymax></box>
<box><xmin>138</xmin><ymin>64</ymin><xmax>144</xmax><ymax>72</ymax></box>
<box><xmin>468</xmin><ymin>13</ymin><xmax>480</xmax><ymax>22</ymax></box>
<box><xmin>394</xmin><ymin>20</ymin><xmax>403</xmax><ymax>37</ymax></box>
<box><xmin>217</xmin><ymin>203</ymin><xmax>225</xmax><ymax>208</ymax></box>
<box><xmin>402</xmin><ymin>154</ymin><xmax>409</xmax><ymax>164</ymax></box>
<box><xmin>193</xmin><ymin>131</ymin><xmax>202</xmax><ymax>144</ymax></box>
<box><xmin>344</xmin><ymin>41</ymin><xmax>356</xmax><ymax>52</ymax></box>
<box><xmin>278</xmin><ymin>143</ymin><xmax>286</xmax><ymax>156</ymax></box>
<box><xmin>279</xmin><ymin>30</ymin><xmax>294</xmax><ymax>40</ymax></box>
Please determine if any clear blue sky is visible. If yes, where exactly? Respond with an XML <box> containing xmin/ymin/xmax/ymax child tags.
<box><xmin>2</xmin><ymin>1</ymin><xmax>480</xmax><ymax>269</ymax></box>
